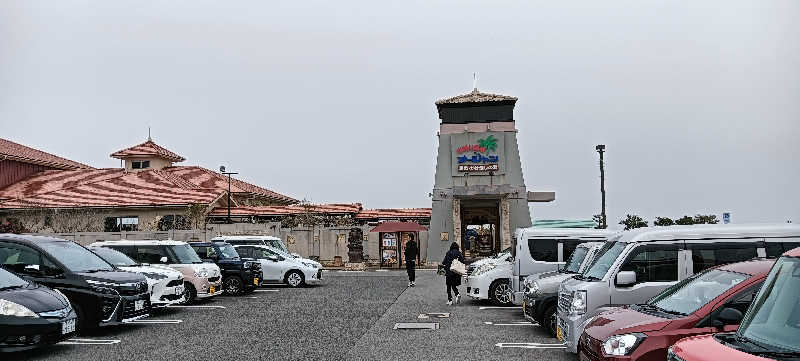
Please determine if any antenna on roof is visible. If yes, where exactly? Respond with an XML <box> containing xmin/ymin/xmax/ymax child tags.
<box><xmin>148</xmin><ymin>126</ymin><xmax>152</xmax><ymax>141</ymax></box>
<box><xmin>472</xmin><ymin>72</ymin><xmax>478</xmax><ymax>92</ymax></box>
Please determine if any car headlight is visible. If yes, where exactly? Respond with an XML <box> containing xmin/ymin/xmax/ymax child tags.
<box><xmin>571</xmin><ymin>290</ymin><xmax>587</xmax><ymax>315</ymax></box>
<box><xmin>142</xmin><ymin>272</ymin><xmax>168</xmax><ymax>280</ymax></box>
<box><xmin>603</xmin><ymin>333</ymin><xmax>646</xmax><ymax>356</ymax></box>
<box><xmin>195</xmin><ymin>269</ymin><xmax>209</xmax><ymax>278</ymax></box>
<box><xmin>0</xmin><ymin>299</ymin><xmax>39</xmax><ymax>318</ymax></box>
<box><xmin>301</xmin><ymin>262</ymin><xmax>315</xmax><ymax>268</ymax></box>
<box><xmin>473</xmin><ymin>264</ymin><xmax>496</xmax><ymax>276</ymax></box>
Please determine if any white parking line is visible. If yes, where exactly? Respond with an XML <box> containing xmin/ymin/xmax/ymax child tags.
<box><xmin>167</xmin><ymin>305</ymin><xmax>226</xmax><ymax>309</ymax></box>
<box><xmin>254</xmin><ymin>289</ymin><xmax>280</xmax><ymax>293</ymax></box>
<box><xmin>59</xmin><ymin>338</ymin><xmax>121</xmax><ymax>345</ymax></box>
<box><xmin>126</xmin><ymin>319</ymin><xmax>183</xmax><ymax>324</ymax></box>
<box><xmin>479</xmin><ymin>306</ymin><xmax>519</xmax><ymax>310</ymax></box>
<box><xmin>495</xmin><ymin>342</ymin><xmax>566</xmax><ymax>349</ymax></box>
<box><xmin>484</xmin><ymin>321</ymin><xmax>538</xmax><ymax>326</ymax></box>
<box><xmin>244</xmin><ymin>296</ymin><xmax>259</xmax><ymax>299</ymax></box>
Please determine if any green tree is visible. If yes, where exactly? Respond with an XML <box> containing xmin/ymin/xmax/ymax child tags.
<box><xmin>675</xmin><ymin>215</ymin><xmax>695</xmax><ymax>225</ymax></box>
<box><xmin>592</xmin><ymin>214</ymin><xmax>607</xmax><ymax>229</ymax></box>
<box><xmin>619</xmin><ymin>214</ymin><xmax>648</xmax><ymax>230</ymax></box>
<box><xmin>653</xmin><ymin>217</ymin><xmax>674</xmax><ymax>226</ymax></box>
<box><xmin>692</xmin><ymin>214</ymin><xmax>719</xmax><ymax>224</ymax></box>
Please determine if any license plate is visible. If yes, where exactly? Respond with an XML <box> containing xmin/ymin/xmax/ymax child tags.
<box><xmin>253</xmin><ymin>278</ymin><xmax>259</xmax><ymax>285</ymax></box>
<box><xmin>134</xmin><ymin>300</ymin><xmax>145</xmax><ymax>311</ymax></box>
<box><xmin>62</xmin><ymin>319</ymin><xmax>76</xmax><ymax>335</ymax></box>
<box><xmin>175</xmin><ymin>285</ymin><xmax>184</xmax><ymax>295</ymax></box>
<box><xmin>209</xmin><ymin>285</ymin><xmax>215</xmax><ymax>294</ymax></box>
<box><xmin>556</xmin><ymin>325</ymin><xmax>564</xmax><ymax>342</ymax></box>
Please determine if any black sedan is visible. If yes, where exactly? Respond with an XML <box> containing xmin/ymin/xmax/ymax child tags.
<box><xmin>0</xmin><ymin>267</ymin><xmax>76</xmax><ymax>352</ymax></box>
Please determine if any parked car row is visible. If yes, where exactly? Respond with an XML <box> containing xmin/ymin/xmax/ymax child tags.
<box><xmin>0</xmin><ymin>234</ymin><xmax>324</xmax><ymax>353</ymax></box>
<box><xmin>464</xmin><ymin>223</ymin><xmax>800</xmax><ymax>361</ymax></box>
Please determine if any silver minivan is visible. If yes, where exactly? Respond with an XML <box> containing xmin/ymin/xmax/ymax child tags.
<box><xmin>512</xmin><ymin>228</ymin><xmax>620</xmax><ymax>305</ymax></box>
<box><xmin>556</xmin><ymin>223</ymin><xmax>800</xmax><ymax>353</ymax></box>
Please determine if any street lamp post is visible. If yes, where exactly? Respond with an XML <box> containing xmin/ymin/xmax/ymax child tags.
<box><xmin>595</xmin><ymin>145</ymin><xmax>607</xmax><ymax>229</ymax></box>
<box><xmin>219</xmin><ymin>166</ymin><xmax>239</xmax><ymax>224</ymax></box>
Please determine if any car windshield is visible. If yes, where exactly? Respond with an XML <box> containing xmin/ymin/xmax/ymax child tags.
<box><xmin>738</xmin><ymin>256</ymin><xmax>800</xmax><ymax>353</ymax></box>
<box><xmin>92</xmin><ymin>247</ymin><xmax>138</xmax><ymax>267</ymax></box>
<box><xmin>265</xmin><ymin>239</ymin><xmax>289</xmax><ymax>253</ymax></box>
<box><xmin>167</xmin><ymin>244</ymin><xmax>203</xmax><ymax>264</ymax></box>
<box><xmin>0</xmin><ymin>267</ymin><xmax>28</xmax><ymax>289</ymax></box>
<box><xmin>582</xmin><ymin>241</ymin><xmax>628</xmax><ymax>280</ymax></box>
<box><xmin>218</xmin><ymin>244</ymin><xmax>239</xmax><ymax>259</ymax></box>
<box><xmin>39</xmin><ymin>241</ymin><xmax>114</xmax><ymax>273</ymax></box>
<box><xmin>649</xmin><ymin>269</ymin><xmax>749</xmax><ymax>315</ymax></box>
<box><xmin>563</xmin><ymin>246</ymin><xmax>590</xmax><ymax>274</ymax></box>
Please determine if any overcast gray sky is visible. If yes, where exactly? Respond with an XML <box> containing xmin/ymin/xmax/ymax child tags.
<box><xmin>1</xmin><ymin>0</ymin><xmax>798</xmax><ymax>226</ymax></box>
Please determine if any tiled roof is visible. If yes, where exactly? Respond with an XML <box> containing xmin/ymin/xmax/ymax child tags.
<box><xmin>0</xmin><ymin>168</ymin><xmax>223</xmax><ymax>208</ymax></box>
<box><xmin>208</xmin><ymin>203</ymin><xmax>363</xmax><ymax>217</ymax></box>
<box><xmin>355</xmin><ymin>208</ymin><xmax>432</xmax><ymax>219</ymax></box>
<box><xmin>164</xmin><ymin>167</ymin><xmax>297</xmax><ymax>205</ymax></box>
<box><xmin>0</xmin><ymin>138</ymin><xmax>93</xmax><ymax>170</ymax></box>
<box><xmin>110</xmin><ymin>139</ymin><xmax>186</xmax><ymax>162</ymax></box>
<box><xmin>435</xmin><ymin>89</ymin><xmax>517</xmax><ymax>105</ymax></box>
<box><xmin>0</xmin><ymin>166</ymin><xmax>297</xmax><ymax>209</ymax></box>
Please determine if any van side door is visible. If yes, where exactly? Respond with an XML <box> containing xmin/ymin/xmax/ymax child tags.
<box><xmin>686</xmin><ymin>239</ymin><xmax>761</xmax><ymax>275</ymax></box>
<box><xmin>610</xmin><ymin>242</ymin><xmax>683</xmax><ymax>306</ymax></box>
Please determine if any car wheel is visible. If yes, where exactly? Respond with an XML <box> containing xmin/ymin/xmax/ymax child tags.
<box><xmin>223</xmin><ymin>276</ymin><xmax>245</xmax><ymax>295</ymax></box>
<box><xmin>489</xmin><ymin>279</ymin><xmax>513</xmax><ymax>306</ymax></box>
<box><xmin>182</xmin><ymin>282</ymin><xmax>197</xmax><ymax>304</ymax></box>
<box><xmin>71</xmin><ymin>301</ymin><xmax>94</xmax><ymax>334</ymax></box>
<box><xmin>285</xmin><ymin>270</ymin><xmax>304</xmax><ymax>288</ymax></box>
<box><xmin>543</xmin><ymin>304</ymin><xmax>558</xmax><ymax>337</ymax></box>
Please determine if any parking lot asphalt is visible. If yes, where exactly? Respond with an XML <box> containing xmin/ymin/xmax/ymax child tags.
<box><xmin>8</xmin><ymin>270</ymin><xmax>576</xmax><ymax>361</ymax></box>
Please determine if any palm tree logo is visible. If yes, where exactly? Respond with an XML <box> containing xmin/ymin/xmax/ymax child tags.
<box><xmin>478</xmin><ymin>135</ymin><xmax>498</xmax><ymax>153</ymax></box>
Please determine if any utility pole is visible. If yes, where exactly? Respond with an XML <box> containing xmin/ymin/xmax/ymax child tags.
<box><xmin>219</xmin><ymin>166</ymin><xmax>238</xmax><ymax>224</ymax></box>
<box><xmin>595</xmin><ymin>145</ymin><xmax>607</xmax><ymax>229</ymax></box>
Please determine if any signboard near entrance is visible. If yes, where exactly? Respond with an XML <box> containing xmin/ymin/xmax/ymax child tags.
<box><xmin>458</xmin><ymin>164</ymin><xmax>499</xmax><ymax>172</ymax></box>
<box><xmin>451</xmin><ymin>132</ymin><xmax>505</xmax><ymax>175</ymax></box>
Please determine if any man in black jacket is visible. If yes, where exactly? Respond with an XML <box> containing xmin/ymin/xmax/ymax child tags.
<box><xmin>404</xmin><ymin>233</ymin><xmax>418</xmax><ymax>287</ymax></box>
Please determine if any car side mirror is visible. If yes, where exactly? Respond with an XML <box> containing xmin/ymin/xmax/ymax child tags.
<box><xmin>713</xmin><ymin>308</ymin><xmax>743</xmax><ymax>327</ymax></box>
<box><xmin>267</xmin><ymin>255</ymin><xmax>279</xmax><ymax>262</ymax></box>
<box><xmin>160</xmin><ymin>256</ymin><xmax>168</xmax><ymax>263</ymax></box>
<box><xmin>616</xmin><ymin>271</ymin><xmax>637</xmax><ymax>286</ymax></box>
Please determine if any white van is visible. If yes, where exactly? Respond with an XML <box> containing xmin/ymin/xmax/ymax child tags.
<box><xmin>212</xmin><ymin>235</ymin><xmax>322</xmax><ymax>269</ymax></box>
<box><xmin>556</xmin><ymin>223</ymin><xmax>800</xmax><ymax>354</ymax></box>
<box><xmin>511</xmin><ymin>228</ymin><xmax>620</xmax><ymax>305</ymax></box>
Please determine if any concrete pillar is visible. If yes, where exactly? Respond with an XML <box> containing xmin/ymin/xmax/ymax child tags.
<box><xmin>452</xmin><ymin>198</ymin><xmax>461</xmax><ymax>249</ymax></box>
<box><xmin>500</xmin><ymin>196</ymin><xmax>511</xmax><ymax>250</ymax></box>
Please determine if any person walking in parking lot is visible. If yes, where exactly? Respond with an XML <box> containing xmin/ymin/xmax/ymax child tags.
<box><xmin>404</xmin><ymin>233</ymin><xmax>418</xmax><ymax>287</ymax></box>
<box><xmin>442</xmin><ymin>242</ymin><xmax>465</xmax><ymax>305</ymax></box>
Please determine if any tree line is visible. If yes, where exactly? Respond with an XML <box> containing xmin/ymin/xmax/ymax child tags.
<box><xmin>595</xmin><ymin>214</ymin><xmax>721</xmax><ymax>231</ymax></box>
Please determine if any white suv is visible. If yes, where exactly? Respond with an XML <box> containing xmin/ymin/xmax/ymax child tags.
<box><xmin>90</xmin><ymin>246</ymin><xmax>186</xmax><ymax>308</ymax></box>
<box><xmin>213</xmin><ymin>235</ymin><xmax>322</xmax><ymax>269</ymax></box>
<box><xmin>233</xmin><ymin>245</ymin><xmax>322</xmax><ymax>287</ymax></box>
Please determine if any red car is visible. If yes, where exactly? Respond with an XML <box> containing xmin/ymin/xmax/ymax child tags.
<box><xmin>667</xmin><ymin>247</ymin><xmax>800</xmax><ymax>361</ymax></box>
<box><xmin>578</xmin><ymin>258</ymin><xmax>774</xmax><ymax>361</ymax></box>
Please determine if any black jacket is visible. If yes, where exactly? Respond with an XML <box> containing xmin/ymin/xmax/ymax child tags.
<box><xmin>404</xmin><ymin>240</ymin><xmax>418</xmax><ymax>261</ymax></box>
<box><xmin>442</xmin><ymin>249</ymin><xmax>465</xmax><ymax>278</ymax></box>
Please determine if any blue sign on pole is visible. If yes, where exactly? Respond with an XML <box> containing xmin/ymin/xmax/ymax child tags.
<box><xmin>723</xmin><ymin>212</ymin><xmax>731</xmax><ymax>224</ymax></box>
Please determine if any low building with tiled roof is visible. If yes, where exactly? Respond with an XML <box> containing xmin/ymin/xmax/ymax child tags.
<box><xmin>0</xmin><ymin>137</ymin><xmax>297</xmax><ymax>233</ymax></box>
<box><xmin>207</xmin><ymin>203</ymin><xmax>431</xmax><ymax>226</ymax></box>
<box><xmin>0</xmin><ymin>137</ymin><xmax>93</xmax><ymax>190</ymax></box>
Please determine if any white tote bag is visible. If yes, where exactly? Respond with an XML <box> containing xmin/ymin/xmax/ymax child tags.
<box><xmin>450</xmin><ymin>259</ymin><xmax>467</xmax><ymax>275</ymax></box>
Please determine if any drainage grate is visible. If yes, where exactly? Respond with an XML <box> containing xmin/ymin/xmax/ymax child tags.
<box><xmin>394</xmin><ymin>322</ymin><xmax>439</xmax><ymax>330</ymax></box>
<box><xmin>418</xmin><ymin>313</ymin><xmax>450</xmax><ymax>319</ymax></box>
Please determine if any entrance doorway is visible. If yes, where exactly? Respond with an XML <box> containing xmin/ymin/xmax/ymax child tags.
<box><xmin>459</xmin><ymin>199</ymin><xmax>501</xmax><ymax>259</ymax></box>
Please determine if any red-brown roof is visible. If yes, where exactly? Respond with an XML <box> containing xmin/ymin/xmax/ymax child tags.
<box><xmin>355</xmin><ymin>208</ymin><xmax>432</xmax><ymax>219</ymax></box>
<box><xmin>370</xmin><ymin>221</ymin><xmax>428</xmax><ymax>233</ymax></box>
<box><xmin>0</xmin><ymin>138</ymin><xmax>93</xmax><ymax>170</ymax></box>
<box><xmin>110</xmin><ymin>139</ymin><xmax>186</xmax><ymax>162</ymax></box>
<box><xmin>208</xmin><ymin>203</ymin><xmax>362</xmax><ymax>217</ymax></box>
<box><xmin>163</xmin><ymin>167</ymin><xmax>297</xmax><ymax>205</ymax></box>
<box><xmin>435</xmin><ymin>89</ymin><xmax>517</xmax><ymax>105</ymax></box>
<box><xmin>0</xmin><ymin>166</ymin><xmax>296</xmax><ymax>209</ymax></box>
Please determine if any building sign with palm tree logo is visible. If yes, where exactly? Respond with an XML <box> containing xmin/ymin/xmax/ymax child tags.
<box><xmin>454</xmin><ymin>134</ymin><xmax>503</xmax><ymax>173</ymax></box>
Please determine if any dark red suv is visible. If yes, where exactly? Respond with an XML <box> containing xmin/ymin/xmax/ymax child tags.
<box><xmin>578</xmin><ymin>258</ymin><xmax>774</xmax><ymax>361</ymax></box>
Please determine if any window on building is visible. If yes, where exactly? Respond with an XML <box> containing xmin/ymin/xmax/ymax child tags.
<box><xmin>103</xmin><ymin>216</ymin><xmax>139</xmax><ymax>232</ymax></box>
<box><xmin>131</xmin><ymin>160</ymin><xmax>150</xmax><ymax>169</ymax></box>
<box><xmin>528</xmin><ymin>238</ymin><xmax>557</xmax><ymax>262</ymax></box>
<box><xmin>619</xmin><ymin>244</ymin><xmax>680</xmax><ymax>284</ymax></box>
<box><xmin>688</xmin><ymin>241</ymin><xmax>759</xmax><ymax>273</ymax></box>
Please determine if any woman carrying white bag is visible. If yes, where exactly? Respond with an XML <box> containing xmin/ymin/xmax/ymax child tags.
<box><xmin>442</xmin><ymin>242</ymin><xmax>466</xmax><ymax>305</ymax></box>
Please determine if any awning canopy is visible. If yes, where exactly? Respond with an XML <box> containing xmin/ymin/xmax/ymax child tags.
<box><xmin>370</xmin><ymin>221</ymin><xmax>428</xmax><ymax>233</ymax></box>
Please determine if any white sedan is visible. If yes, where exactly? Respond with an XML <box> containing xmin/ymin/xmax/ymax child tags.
<box><xmin>233</xmin><ymin>245</ymin><xmax>322</xmax><ymax>287</ymax></box>
<box><xmin>91</xmin><ymin>247</ymin><xmax>186</xmax><ymax>307</ymax></box>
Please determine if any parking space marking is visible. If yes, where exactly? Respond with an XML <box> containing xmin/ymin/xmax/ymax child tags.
<box><xmin>127</xmin><ymin>319</ymin><xmax>183</xmax><ymax>324</ymax></box>
<box><xmin>167</xmin><ymin>305</ymin><xmax>227</xmax><ymax>309</ymax></box>
<box><xmin>479</xmin><ymin>306</ymin><xmax>519</xmax><ymax>310</ymax></box>
<box><xmin>254</xmin><ymin>289</ymin><xmax>279</xmax><ymax>293</ymax></box>
<box><xmin>483</xmin><ymin>321</ymin><xmax>538</xmax><ymax>326</ymax></box>
<box><xmin>495</xmin><ymin>342</ymin><xmax>566</xmax><ymax>349</ymax></box>
<box><xmin>418</xmin><ymin>312</ymin><xmax>450</xmax><ymax>319</ymax></box>
<box><xmin>60</xmin><ymin>338</ymin><xmax>121</xmax><ymax>345</ymax></box>
<box><xmin>244</xmin><ymin>296</ymin><xmax>259</xmax><ymax>299</ymax></box>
